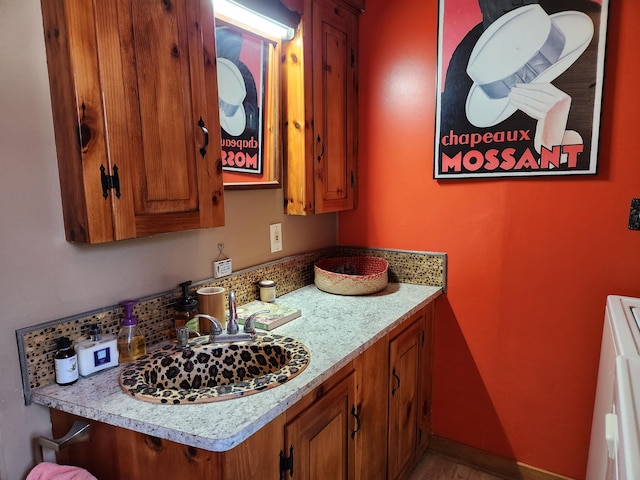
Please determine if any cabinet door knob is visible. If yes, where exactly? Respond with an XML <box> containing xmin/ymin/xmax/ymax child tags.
<box><xmin>198</xmin><ymin>117</ymin><xmax>209</xmax><ymax>158</ymax></box>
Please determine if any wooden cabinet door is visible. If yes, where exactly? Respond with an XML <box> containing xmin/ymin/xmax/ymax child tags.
<box><xmin>388</xmin><ymin>317</ymin><xmax>422</xmax><ymax>480</ymax></box>
<box><xmin>353</xmin><ymin>335</ymin><xmax>389</xmax><ymax>480</ymax></box>
<box><xmin>221</xmin><ymin>414</ymin><xmax>285</xmax><ymax>480</ymax></box>
<box><xmin>41</xmin><ymin>0</ymin><xmax>225</xmax><ymax>243</ymax></box>
<box><xmin>284</xmin><ymin>372</ymin><xmax>356</xmax><ymax>480</ymax></box>
<box><xmin>283</xmin><ymin>0</ymin><xmax>358</xmax><ymax>215</ymax></box>
<box><xmin>311</xmin><ymin>0</ymin><xmax>358</xmax><ymax>213</ymax></box>
<box><xmin>417</xmin><ymin>305</ymin><xmax>434</xmax><ymax>456</ymax></box>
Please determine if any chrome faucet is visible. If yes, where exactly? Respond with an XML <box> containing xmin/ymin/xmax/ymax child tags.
<box><xmin>222</xmin><ymin>290</ymin><xmax>269</xmax><ymax>335</ymax></box>
<box><xmin>227</xmin><ymin>290</ymin><xmax>239</xmax><ymax>334</ymax></box>
<box><xmin>181</xmin><ymin>290</ymin><xmax>270</xmax><ymax>344</ymax></box>
<box><xmin>190</xmin><ymin>290</ymin><xmax>268</xmax><ymax>343</ymax></box>
<box><xmin>227</xmin><ymin>289</ymin><xmax>270</xmax><ymax>333</ymax></box>
<box><xmin>191</xmin><ymin>313</ymin><xmax>262</xmax><ymax>343</ymax></box>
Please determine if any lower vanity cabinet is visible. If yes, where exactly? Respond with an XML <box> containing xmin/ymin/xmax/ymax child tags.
<box><xmin>45</xmin><ymin>304</ymin><xmax>434</xmax><ymax>480</ymax></box>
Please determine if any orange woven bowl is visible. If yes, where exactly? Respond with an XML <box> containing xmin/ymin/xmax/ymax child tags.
<box><xmin>314</xmin><ymin>257</ymin><xmax>389</xmax><ymax>295</ymax></box>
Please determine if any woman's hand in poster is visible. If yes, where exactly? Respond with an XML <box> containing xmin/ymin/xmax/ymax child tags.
<box><xmin>508</xmin><ymin>82</ymin><xmax>583</xmax><ymax>155</ymax></box>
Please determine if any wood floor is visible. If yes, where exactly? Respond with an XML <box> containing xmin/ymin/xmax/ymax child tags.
<box><xmin>408</xmin><ymin>452</ymin><xmax>506</xmax><ymax>480</ymax></box>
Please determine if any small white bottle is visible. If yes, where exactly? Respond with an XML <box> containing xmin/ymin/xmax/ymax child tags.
<box><xmin>75</xmin><ymin>324</ymin><xmax>119</xmax><ymax>376</ymax></box>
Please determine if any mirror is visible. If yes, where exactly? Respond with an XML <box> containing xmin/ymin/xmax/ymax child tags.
<box><xmin>215</xmin><ymin>15</ymin><xmax>283</xmax><ymax>190</ymax></box>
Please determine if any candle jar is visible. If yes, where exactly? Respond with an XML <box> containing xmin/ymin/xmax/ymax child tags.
<box><xmin>259</xmin><ymin>280</ymin><xmax>276</xmax><ymax>302</ymax></box>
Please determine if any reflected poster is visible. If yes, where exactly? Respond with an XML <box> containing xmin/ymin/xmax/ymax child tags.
<box><xmin>216</xmin><ymin>22</ymin><xmax>268</xmax><ymax>175</ymax></box>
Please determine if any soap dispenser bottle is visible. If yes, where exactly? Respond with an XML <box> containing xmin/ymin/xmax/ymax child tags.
<box><xmin>174</xmin><ymin>280</ymin><xmax>198</xmax><ymax>329</ymax></box>
<box><xmin>75</xmin><ymin>324</ymin><xmax>119</xmax><ymax>376</ymax></box>
<box><xmin>117</xmin><ymin>300</ymin><xmax>147</xmax><ymax>363</ymax></box>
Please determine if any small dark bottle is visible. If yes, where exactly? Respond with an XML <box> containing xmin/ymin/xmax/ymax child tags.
<box><xmin>54</xmin><ymin>337</ymin><xmax>78</xmax><ymax>385</ymax></box>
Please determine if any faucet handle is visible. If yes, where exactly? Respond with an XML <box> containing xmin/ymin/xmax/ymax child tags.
<box><xmin>243</xmin><ymin>310</ymin><xmax>270</xmax><ymax>334</ymax></box>
<box><xmin>193</xmin><ymin>314</ymin><xmax>223</xmax><ymax>335</ymax></box>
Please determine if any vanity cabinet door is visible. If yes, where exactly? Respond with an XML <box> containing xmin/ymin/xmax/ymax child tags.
<box><xmin>416</xmin><ymin>303</ymin><xmax>434</xmax><ymax>457</ymax></box>
<box><xmin>220</xmin><ymin>414</ymin><xmax>285</xmax><ymax>480</ymax></box>
<box><xmin>283</xmin><ymin>371</ymin><xmax>356</xmax><ymax>479</ymax></box>
<box><xmin>353</xmin><ymin>335</ymin><xmax>389</xmax><ymax>480</ymax></box>
<box><xmin>283</xmin><ymin>0</ymin><xmax>359</xmax><ymax>215</ymax></box>
<box><xmin>387</xmin><ymin>315</ymin><xmax>423</xmax><ymax>480</ymax></box>
<box><xmin>41</xmin><ymin>0</ymin><xmax>225</xmax><ymax>243</ymax></box>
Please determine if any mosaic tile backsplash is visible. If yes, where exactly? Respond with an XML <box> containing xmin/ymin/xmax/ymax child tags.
<box><xmin>16</xmin><ymin>246</ymin><xmax>446</xmax><ymax>404</ymax></box>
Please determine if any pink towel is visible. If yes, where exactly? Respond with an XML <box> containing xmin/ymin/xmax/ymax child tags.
<box><xmin>26</xmin><ymin>462</ymin><xmax>97</xmax><ymax>480</ymax></box>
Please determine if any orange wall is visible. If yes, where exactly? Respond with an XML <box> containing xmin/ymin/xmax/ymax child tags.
<box><xmin>339</xmin><ymin>0</ymin><xmax>640</xmax><ymax>478</ymax></box>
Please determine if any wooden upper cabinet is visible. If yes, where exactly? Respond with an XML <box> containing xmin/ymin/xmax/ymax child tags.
<box><xmin>283</xmin><ymin>0</ymin><xmax>359</xmax><ymax>215</ymax></box>
<box><xmin>41</xmin><ymin>0</ymin><xmax>225</xmax><ymax>243</ymax></box>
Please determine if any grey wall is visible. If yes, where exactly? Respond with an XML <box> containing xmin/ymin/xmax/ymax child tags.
<box><xmin>0</xmin><ymin>1</ymin><xmax>337</xmax><ymax>478</ymax></box>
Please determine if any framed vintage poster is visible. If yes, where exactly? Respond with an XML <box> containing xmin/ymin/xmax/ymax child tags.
<box><xmin>434</xmin><ymin>0</ymin><xmax>610</xmax><ymax>179</ymax></box>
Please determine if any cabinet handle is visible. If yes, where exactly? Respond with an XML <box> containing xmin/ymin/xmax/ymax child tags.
<box><xmin>198</xmin><ymin>117</ymin><xmax>209</xmax><ymax>158</ymax></box>
<box><xmin>351</xmin><ymin>404</ymin><xmax>361</xmax><ymax>439</ymax></box>
<box><xmin>316</xmin><ymin>134</ymin><xmax>324</xmax><ymax>162</ymax></box>
<box><xmin>392</xmin><ymin>368</ymin><xmax>401</xmax><ymax>396</ymax></box>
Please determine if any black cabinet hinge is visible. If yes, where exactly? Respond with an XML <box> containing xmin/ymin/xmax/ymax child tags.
<box><xmin>279</xmin><ymin>445</ymin><xmax>294</xmax><ymax>480</ymax></box>
<box><xmin>351</xmin><ymin>48</ymin><xmax>355</xmax><ymax>68</ymax></box>
<box><xmin>100</xmin><ymin>164</ymin><xmax>121</xmax><ymax>199</ymax></box>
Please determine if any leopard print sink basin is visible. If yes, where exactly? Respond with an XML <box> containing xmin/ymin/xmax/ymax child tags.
<box><xmin>119</xmin><ymin>334</ymin><xmax>310</xmax><ymax>404</ymax></box>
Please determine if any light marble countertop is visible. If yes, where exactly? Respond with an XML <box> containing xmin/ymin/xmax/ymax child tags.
<box><xmin>32</xmin><ymin>283</ymin><xmax>442</xmax><ymax>452</ymax></box>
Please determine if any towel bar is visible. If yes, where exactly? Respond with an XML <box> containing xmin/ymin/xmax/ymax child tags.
<box><xmin>34</xmin><ymin>420</ymin><xmax>91</xmax><ymax>464</ymax></box>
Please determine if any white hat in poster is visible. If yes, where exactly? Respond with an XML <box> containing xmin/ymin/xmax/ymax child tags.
<box><xmin>217</xmin><ymin>57</ymin><xmax>247</xmax><ymax>136</ymax></box>
<box><xmin>465</xmin><ymin>4</ymin><xmax>594</xmax><ymax>128</ymax></box>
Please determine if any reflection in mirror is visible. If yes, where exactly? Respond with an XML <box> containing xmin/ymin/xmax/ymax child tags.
<box><xmin>214</xmin><ymin>2</ymin><xmax>299</xmax><ymax>189</ymax></box>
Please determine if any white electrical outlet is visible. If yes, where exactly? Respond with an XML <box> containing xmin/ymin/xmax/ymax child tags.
<box><xmin>270</xmin><ymin>223</ymin><xmax>282</xmax><ymax>253</ymax></box>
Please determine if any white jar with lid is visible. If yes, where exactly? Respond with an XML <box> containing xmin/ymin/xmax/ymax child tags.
<box><xmin>259</xmin><ymin>280</ymin><xmax>276</xmax><ymax>302</ymax></box>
